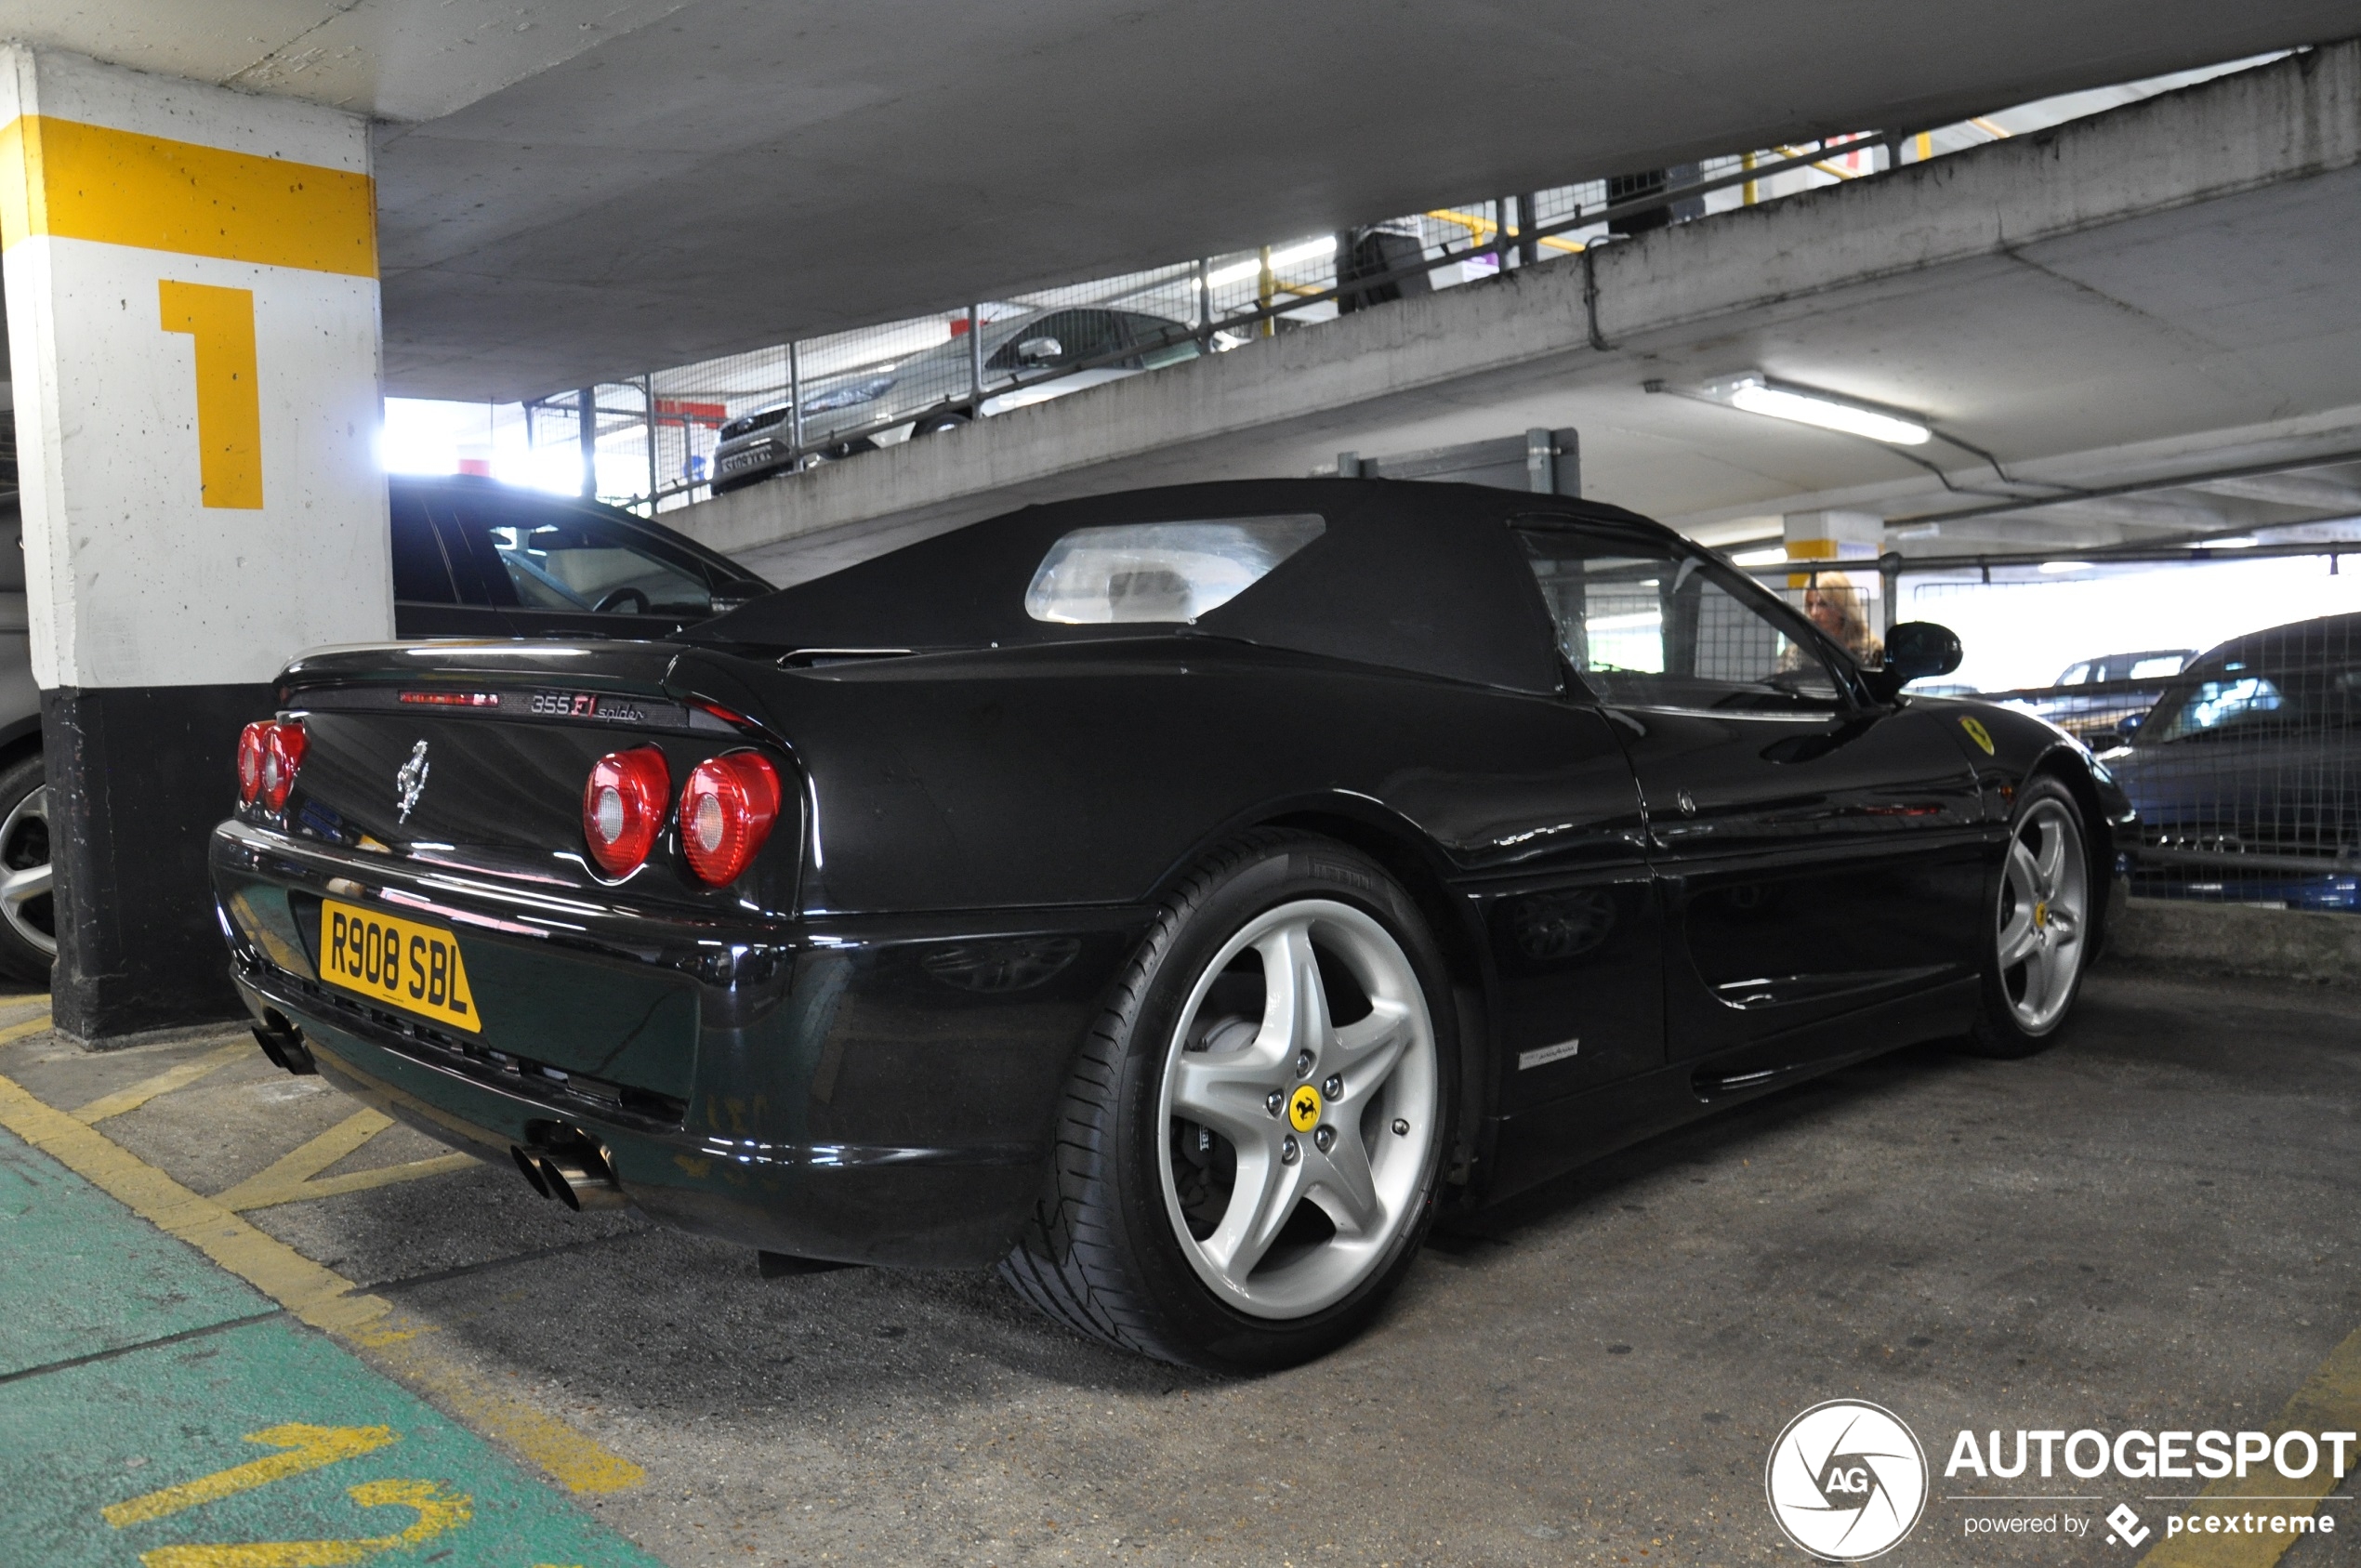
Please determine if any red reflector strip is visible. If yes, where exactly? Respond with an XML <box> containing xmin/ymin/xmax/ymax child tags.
<box><xmin>400</xmin><ymin>691</ymin><xmax>502</xmax><ymax>707</ymax></box>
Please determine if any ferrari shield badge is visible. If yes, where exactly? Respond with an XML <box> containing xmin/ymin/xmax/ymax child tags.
<box><xmin>395</xmin><ymin>740</ymin><xmax>431</xmax><ymax>823</ymax></box>
<box><xmin>1958</xmin><ymin>717</ymin><xmax>1996</xmax><ymax>756</ymax></box>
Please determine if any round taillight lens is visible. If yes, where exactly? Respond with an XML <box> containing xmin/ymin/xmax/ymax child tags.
<box><xmin>259</xmin><ymin>722</ymin><xmax>307</xmax><ymax>811</ymax></box>
<box><xmin>236</xmin><ymin>722</ymin><xmax>270</xmax><ymax>804</ymax></box>
<box><xmin>679</xmin><ymin>752</ymin><xmax>783</xmax><ymax>887</ymax></box>
<box><xmin>583</xmin><ymin>746</ymin><xmax>671</xmax><ymax>876</ymax></box>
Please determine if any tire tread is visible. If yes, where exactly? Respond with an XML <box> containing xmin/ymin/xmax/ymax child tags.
<box><xmin>997</xmin><ymin>831</ymin><xmax>1294</xmax><ymax>1362</ymax></box>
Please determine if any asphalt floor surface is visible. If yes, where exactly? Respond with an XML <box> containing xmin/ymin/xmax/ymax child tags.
<box><xmin>4</xmin><ymin>961</ymin><xmax>2358</xmax><ymax>1567</ymax></box>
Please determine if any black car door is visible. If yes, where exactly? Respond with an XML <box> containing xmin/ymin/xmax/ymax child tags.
<box><xmin>1448</xmin><ymin>695</ymin><xmax>1664</xmax><ymax>1108</ymax></box>
<box><xmin>1511</xmin><ymin>522</ymin><xmax>1985</xmax><ymax>1069</ymax></box>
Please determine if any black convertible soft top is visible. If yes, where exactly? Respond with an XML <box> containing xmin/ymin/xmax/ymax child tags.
<box><xmin>690</xmin><ymin>479</ymin><xmax>1672</xmax><ymax>694</ymax></box>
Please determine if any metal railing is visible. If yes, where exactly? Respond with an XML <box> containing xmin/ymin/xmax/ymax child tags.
<box><xmin>526</xmin><ymin>52</ymin><xmax>2306</xmax><ymax>516</ymax></box>
<box><xmin>550</xmin><ymin>138</ymin><xmax>1894</xmax><ymax>513</ymax></box>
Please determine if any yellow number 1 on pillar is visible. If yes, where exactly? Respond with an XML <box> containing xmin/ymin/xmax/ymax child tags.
<box><xmin>159</xmin><ymin>279</ymin><xmax>261</xmax><ymax>509</ymax></box>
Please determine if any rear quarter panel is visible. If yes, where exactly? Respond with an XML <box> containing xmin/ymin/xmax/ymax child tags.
<box><xmin>727</xmin><ymin>642</ymin><xmax>1642</xmax><ymax>915</ymax></box>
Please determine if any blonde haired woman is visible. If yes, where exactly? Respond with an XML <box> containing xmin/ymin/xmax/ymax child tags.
<box><xmin>1802</xmin><ymin>569</ymin><xmax>1883</xmax><ymax>665</ymax></box>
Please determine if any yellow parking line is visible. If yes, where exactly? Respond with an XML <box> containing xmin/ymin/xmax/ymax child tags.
<box><xmin>2138</xmin><ymin>1322</ymin><xmax>2361</xmax><ymax>1566</ymax></box>
<box><xmin>214</xmin><ymin>1108</ymin><xmax>393</xmax><ymax>1207</ymax></box>
<box><xmin>0</xmin><ymin>1069</ymin><xmax>644</xmax><ymax>1495</ymax></box>
<box><xmin>213</xmin><ymin>1108</ymin><xmax>479</xmax><ymax>1212</ymax></box>
<box><xmin>73</xmin><ymin>1037</ymin><xmax>255</xmax><ymax>1125</ymax></box>
<box><xmin>0</xmin><ymin>1008</ymin><xmax>53</xmax><ymax>1045</ymax></box>
<box><xmin>233</xmin><ymin>1153</ymin><xmax>480</xmax><ymax>1210</ymax></box>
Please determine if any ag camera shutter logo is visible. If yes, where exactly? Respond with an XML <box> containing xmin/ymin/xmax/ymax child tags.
<box><xmin>1765</xmin><ymin>1400</ymin><xmax>1929</xmax><ymax>1561</ymax></box>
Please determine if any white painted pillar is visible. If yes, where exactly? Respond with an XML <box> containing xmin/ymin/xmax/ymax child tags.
<box><xmin>0</xmin><ymin>46</ymin><xmax>390</xmax><ymax>1040</ymax></box>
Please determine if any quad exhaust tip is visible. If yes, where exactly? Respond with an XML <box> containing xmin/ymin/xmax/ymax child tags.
<box><xmin>511</xmin><ymin>1133</ymin><xmax>627</xmax><ymax>1211</ymax></box>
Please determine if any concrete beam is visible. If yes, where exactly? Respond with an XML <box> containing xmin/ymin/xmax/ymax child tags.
<box><xmin>664</xmin><ymin>43</ymin><xmax>2361</xmax><ymax>579</ymax></box>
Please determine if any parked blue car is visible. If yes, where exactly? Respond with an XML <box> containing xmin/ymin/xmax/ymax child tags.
<box><xmin>2108</xmin><ymin>612</ymin><xmax>2360</xmax><ymax>911</ymax></box>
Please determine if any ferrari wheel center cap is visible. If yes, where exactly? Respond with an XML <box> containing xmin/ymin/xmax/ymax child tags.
<box><xmin>1287</xmin><ymin>1084</ymin><xmax>1323</xmax><ymax>1133</ymax></box>
<box><xmin>2033</xmin><ymin>900</ymin><xmax>2050</xmax><ymax>929</ymax></box>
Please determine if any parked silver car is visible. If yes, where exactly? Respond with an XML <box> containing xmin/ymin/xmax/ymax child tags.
<box><xmin>710</xmin><ymin>305</ymin><xmax>1208</xmax><ymax>494</ymax></box>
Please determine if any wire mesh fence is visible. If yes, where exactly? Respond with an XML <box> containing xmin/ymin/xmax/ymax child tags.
<box><xmin>498</xmin><ymin>51</ymin><xmax>2248</xmax><ymax>519</ymax></box>
<box><xmin>438</xmin><ymin>52</ymin><xmax>2302</xmax><ymax>516</ymax></box>
<box><xmin>1735</xmin><ymin>549</ymin><xmax>2361</xmax><ymax>913</ymax></box>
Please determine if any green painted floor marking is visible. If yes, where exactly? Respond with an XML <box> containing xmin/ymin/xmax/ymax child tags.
<box><xmin>0</xmin><ymin>1127</ymin><xmax>268</xmax><ymax>1377</ymax></box>
<box><xmin>0</xmin><ymin>1128</ymin><xmax>667</xmax><ymax>1568</ymax></box>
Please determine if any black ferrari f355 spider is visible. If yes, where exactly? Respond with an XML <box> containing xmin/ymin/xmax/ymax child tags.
<box><xmin>212</xmin><ymin>480</ymin><xmax>2131</xmax><ymax>1369</ymax></box>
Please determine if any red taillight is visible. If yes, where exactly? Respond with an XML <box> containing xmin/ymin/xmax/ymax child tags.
<box><xmin>239</xmin><ymin>720</ymin><xmax>306</xmax><ymax>810</ymax></box>
<box><xmin>262</xmin><ymin>722</ymin><xmax>307</xmax><ymax>810</ymax></box>
<box><xmin>236</xmin><ymin>722</ymin><xmax>270</xmax><ymax>804</ymax></box>
<box><xmin>679</xmin><ymin>752</ymin><xmax>782</xmax><ymax>886</ymax></box>
<box><xmin>583</xmin><ymin>746</ymin><xmax>671</xmax><ymax>876</ymax></box>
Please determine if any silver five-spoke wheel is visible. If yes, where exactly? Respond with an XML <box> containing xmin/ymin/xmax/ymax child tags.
<box><xmin>1996</xmin><ymin>795</ymin><xmax>2086</xmax><ymax>1034</ymax></box>
<box><xmin>1156</xmin><ymin>898</ymin><xmax>1438</xmax><ymax>1319</ymax></box>
<box><xmin>0</xmin><ymin>782</ymin><xmax>53</xmax><ymax>960</ymax></box>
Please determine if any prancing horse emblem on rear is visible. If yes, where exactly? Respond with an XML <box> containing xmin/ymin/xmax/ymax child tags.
<box><xmin>396</xmin><ymin>740</ymin><xmax>430</xmax><ymax>824</ymax></box>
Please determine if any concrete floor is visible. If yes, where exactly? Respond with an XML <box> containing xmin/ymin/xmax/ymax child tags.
<box><xmin>6</xmin><ymin>963</ymin><xmax>2358</xmax><ymax>1566</ymax></box>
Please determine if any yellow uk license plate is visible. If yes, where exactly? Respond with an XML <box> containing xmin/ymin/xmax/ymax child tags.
<box><xmin>317</xmin><ymin>898</ymin><xmax>481</xmax><ymax>1034</ymax></box>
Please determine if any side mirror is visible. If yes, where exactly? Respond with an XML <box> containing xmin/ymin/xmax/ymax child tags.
<box><xmin>1016</xmin><ymin>336</ymin><xmax>1063</xmax><ymax>363</ymax></box>
<box><xmin>1884</xmin><ymin>621</ymin><xmax>1963</xmax><ymax>681</ymax></box>
<box><xmin>1864</xmin><ymin>621</ymin><xmax>1962</xmax><ymax>701</ymax></box>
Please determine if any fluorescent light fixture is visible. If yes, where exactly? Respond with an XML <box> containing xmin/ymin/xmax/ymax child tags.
<box><xmin>2038</xmin><ymin>560</ymin><xmax>2089</xmax><ymax>574</ymax></box>
<box><xmin>1731</xmin><ymin>546</ymin><xmax>1788</xmax><ymax>565</ymax></box>
<box><xmin>1206</xmin><ymin>236</ymin><xmax>1339</xmax><ymax>288</ymax></box>
<box><xmin>2203</xmin><ymin>535</ymin><xmax>2260</xmax><ymax>548</ymax></box>
<box><xmin>1695</xmin><ymin>373</ymin><xmax>1932</xmax><ymax>446</ymax></box>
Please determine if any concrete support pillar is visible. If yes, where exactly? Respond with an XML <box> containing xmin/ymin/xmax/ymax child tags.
<box><xmin>0</xmin><ymin>48</ymin><xmax>390</xmax><ymax>1041</ymax></box>
<box><xmin>1781</xmin><ymin>508</ymin><xmax>1884</xmax><ymax>562</ymax></box>
<box><xmin>1782</xmin><ymin>508</ymin><xmax>1883</xmax><ymax>578</ymax></box>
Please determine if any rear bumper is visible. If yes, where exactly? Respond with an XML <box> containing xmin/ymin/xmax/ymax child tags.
<box><xmin>211</xmin><ymin>818</ymin><xmax>1151</xmax><ymax>1267</ymax></box>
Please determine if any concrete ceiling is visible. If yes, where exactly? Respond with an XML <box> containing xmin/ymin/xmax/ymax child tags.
<box><xmin>6</xmin><ymin>2</ymin><xmax>2354</xmax><ymax>401</ymax></box>
<box><xmin>654</xmin><ymin>48</ymin><xmax>2361</xmax><ymax>585</ymax></box>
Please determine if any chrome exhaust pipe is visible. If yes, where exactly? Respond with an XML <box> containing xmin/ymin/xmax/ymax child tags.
<box><xmin>509</xmin><ymin>1135</ymin><xmax>627</xmax><ymax>1211</ymax></box>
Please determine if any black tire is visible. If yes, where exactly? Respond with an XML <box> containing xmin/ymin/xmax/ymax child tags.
<box><xmin>1955</xmin><ymin>775</ymin><xmax>2091</xmax><ymax>1059</ymax></box>
<box><xmin>0</xmin><ymin>754</ymin><xmax>52</xmax><ymax>983</ymax></box>
<box><xmin>1000</xmin><ymin>831</ymin><xmax>1458</xmax><ymax>1372</ymax></box>
<box><xmin>910</xmin><ymin>412</ymin><xmax>972</xmax><ymax>436</ymax></box>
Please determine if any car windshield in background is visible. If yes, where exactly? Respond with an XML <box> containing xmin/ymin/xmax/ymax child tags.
<box><xmin>472</xmin><ymin>519</ymin><xmax>718</xmax><ymax>617</ymax></box>
<box><xmin>1023</xmin><ymin>515</ymin><xmax>1325</xmax><ymax>624</ymax></box>
<box><xmin>2144</xmin><ymin>657</ymin><xmax>2361</xmax><ymax>743</ymax></box>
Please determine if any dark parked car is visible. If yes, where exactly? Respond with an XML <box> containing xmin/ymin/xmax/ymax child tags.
<box><xmin>2021</xmin><ymin>647</ymin><xmax>2196</xmax><ymax>744</ymax></box>
<box><xmin>210</xmin><ymin>480</ymin><xmax>2128</xmax><ymax>1370</ymax></box>
<box><xmin>0</xmin><ymin>476</ymin><xmax>767</xmax><ymax>985</ymax></box>
<box><xmin>391</xmin><ymin>474</ymin><xmax>772</xmax><ymax>639</ymax></box>
<box><xmin>2111</xmin><ymin>613</ymin><xmax>2359</xmax><ymax>910</ymax></box>
<box><xmin>710</xmin><ymin>305</ymin><xmax>1209</xmax><ymax>494</ymax></box>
